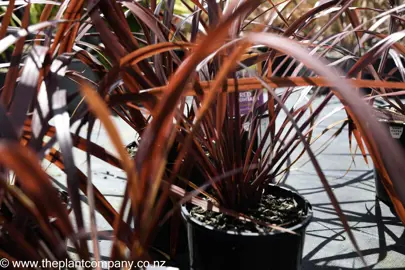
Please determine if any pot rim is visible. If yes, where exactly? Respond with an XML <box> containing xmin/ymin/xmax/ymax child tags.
<box><xmin>181</xmin><ymin>184</ymin><xmax>313</xmax><ymax>237</ymax></box>
<box><xmin>378</xmin><ymin>119</ymin><xmax>405</xmax><ymax>126</ymax></box>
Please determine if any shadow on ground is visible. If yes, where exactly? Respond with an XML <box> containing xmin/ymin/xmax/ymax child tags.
<box><xmin>303</xmin><ymin>196</ymin><xmax>405</xmax><ymax>269</ymax></box>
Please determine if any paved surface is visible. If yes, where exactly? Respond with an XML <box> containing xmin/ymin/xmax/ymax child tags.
<box><xmin>284</xmin><ymin>96</ymin><xmax>405</xmax><ymax>270</ymax></box>
<box><xmin>45</xmin><ymin>95</ymin><xmax>405</xmax><ymax>269</ymax></box>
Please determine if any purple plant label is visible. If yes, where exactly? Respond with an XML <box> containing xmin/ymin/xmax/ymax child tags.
<box><xmin>236</xmin><ymin>66</ymin><xmax>266</xmax><ymax>115</ymax></box>
<box><xmin>239</xmin><ymin>91</ymin><xmax>265</xmax><ymax>115</ymax></box>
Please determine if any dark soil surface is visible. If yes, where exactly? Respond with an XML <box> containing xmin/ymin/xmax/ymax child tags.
<box><xmin>190</xmin><ymin>193</ymin><xmax>306</xmax><ymax>233</ymax></box>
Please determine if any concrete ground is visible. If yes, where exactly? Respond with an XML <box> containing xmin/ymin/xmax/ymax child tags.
<box><xmin>45</xmin><ymin>94</ymin><xmax>405</xmax><ymax>269</ymax></box>
<box><xmin>284</xmin><ymin>96</ymin><xmax>405</xmax><ymax>270</ymax></box>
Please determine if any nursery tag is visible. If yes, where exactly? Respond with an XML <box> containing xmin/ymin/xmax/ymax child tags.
<box><xmin>239</xmin><ymin>91</ymin><xmax>265</xmax><ymax>115</ymax></box>
<box><xmin>236</xmin><ymin>62</ymin><xmax>266</xmax><ymax>116</ymax></box>
<box><xmin>389</xmin><ymin>126</ymin><xmax>403</xmax><ymax>139</ymax></box>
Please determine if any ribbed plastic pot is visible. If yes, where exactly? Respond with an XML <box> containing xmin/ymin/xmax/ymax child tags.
<box><xmin>373</xmin><ymin>120</ymin><xmax>405</xmax><ymax>207</ymax></box>
<box><xmin>181</xmin><ymin>184</ymin><xmax>313</xmax><ymax>270</ymax></box>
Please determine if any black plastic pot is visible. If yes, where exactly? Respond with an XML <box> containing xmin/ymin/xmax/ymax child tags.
<box><xmin>374</xmin><ymin>119</ymin><xmax>405</xmax><ymax>207</ymax></box>
<box><xmin>374</xmin><ymin>167</ymin><xmax>392</xmax><ymax>207</ymax></box>
<box><xmin>181</xmin><ymin>185</ymin><xmax>313</xmax><ymax>270</ymax></box>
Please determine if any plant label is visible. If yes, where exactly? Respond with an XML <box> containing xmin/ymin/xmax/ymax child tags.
<box><xmin>389</xmin><ymin>126</ymin><xmax>403</xmax><ymax>139</ymax></box>
<box><xmin>239</xmin><ymin>91</ymin><xmax>265</xmax><ymax>115</ymax></box>
<box><xmin>236</xmin><ymin>62</ymin><xmax>266</xmax><ymax>116</ymax></box>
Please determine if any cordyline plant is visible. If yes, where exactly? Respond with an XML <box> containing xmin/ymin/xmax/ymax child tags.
<box><xmin>154</xmin><ymin>0</ymin><xmax>405</xmax><ymax>224</ymax></box>
<box><xmin>1</xmin><ymin>0</ymin><xmax>405</xmax><ymax>267</ymax></box>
